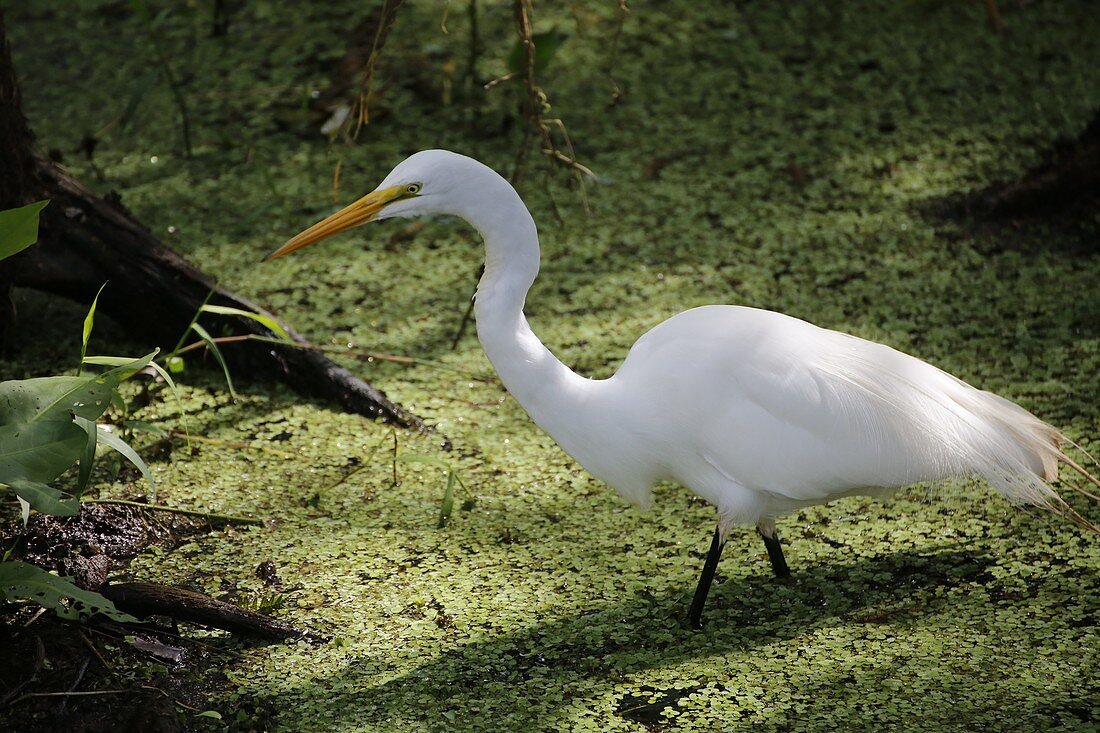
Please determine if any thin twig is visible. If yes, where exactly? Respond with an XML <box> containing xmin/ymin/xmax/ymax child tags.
<box><xmin>170</xmin><ymin>332</ymin><xmax>304</xmax><ymax>358</ymax></box>
<box><xmin>465</xmin><ymin>0</ymin><xmax>481</xmax><ymax>92</ymax></box>
<box><xmin>351</xmin><ymin>0</ymin><xmax>406</xmax><ymax>137</ymax></box>
<box><xmin>509</xmin><ymin>0</ymin><xmax>596</xmax><ymax>184</ymax></box>
<box><xmin>160</xmin><ymin>64</ymin><xmax>193</xmax><ymax>158</ymax></box>
<box><xmin>483</xmin><ymin>71</ymin><xmax>517</xmax><ymax>91</ymax></box>
<box><xmin>6</xmin><ymin>689</ymin><xmax>131</xmax><ymax>707</ymax></box>
<box><xmin>451</xmin><ymin>292</ymin><xmax>478</xmax><ymax>350</ymax></box>
<box><xmin>332</xmin><ymin>157</ymin><xmax>344</xmax><ymax>203</ymax></box>
<box><xmin>391</xmin><ymin>430</ymin><xmax>399</xmax><ymax>487</ymax></box>
<box><xmin>81</xmin><ymin>499</ymin><xmax>263</xmax><ymax>526</ymax></box>
<box><xmin>983</xmin><ymin>0</ymin><xmax>1003</xmax><ymax>34</ymax></box>
<box><xmin>22</xmin><ymin>606</ymin><xmax>47</xmax><ymax>628</ymax></box>
<box><xmin>141</xmin><ymin>684</ymin><xmax>203</xmax><ymax>713</ymax></box>
<box><xmin>57</xmin><ymin>657</ymin><xmax>90</xmax><ymax>716</ymax></box>
<box><xmin>80</xmin><ymin>632</ymin><xmax>116</xmax><ymax>677</ymax></box>
<box><xmin>173</xmin><ymin>330</ymin><xmax>492</xmax><ymax>381</ymax></box>
<box><xmin>606</xmin><ymin>0</ymin><xmax>630</xmax><ymax>105</ymax></box>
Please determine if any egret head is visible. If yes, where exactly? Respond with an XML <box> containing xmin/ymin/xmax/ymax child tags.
<box><xmin>263</xmin><ymin>149</ymin><xmax>496</xmax><ymax>262</ymax></box>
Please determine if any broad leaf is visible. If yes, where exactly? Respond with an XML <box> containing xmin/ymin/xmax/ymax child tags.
<box><xmin>0</xmin><ymin>351</ymin><xmax>156</xmax><ymax>426</ymax></box>
<box><xmin>0</xmin><ymin>353</ymin><xmax>155</xmax><ymax>510</ymax></box>
<box><xmin>0</xmin><ymin>419</ymin><xmax>88</xmax><ymax>484</ymax></box>
<box><xmin>0</xmin><ymin>200</ymin><xmax>49</xmax><ymax>261</ymax></box>
<box><xmin>0</xmin><ymin>560</ymin><xmax>138</xmax><ymax>622</ymax></box>
<box><xmin>507</xmin><ymin>30</ymin><xmax>568</xmax><ymax>76</ymax></box>
<box><xmin>7</xmin><ymin>478</ymin><xmax>79</xmax><ymax>516</ymax></box>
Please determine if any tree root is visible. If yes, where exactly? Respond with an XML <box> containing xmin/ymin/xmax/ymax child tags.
<box><xmin>99</xmin><ymin>582</ymin><xmax>327</xmax><ymax>643</ymax></box>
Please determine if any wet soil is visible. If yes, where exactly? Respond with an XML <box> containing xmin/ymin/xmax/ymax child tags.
<box><xmin>0</xmin><ymin>504</ymin><xmax>275</xmax><ymax>732</ymax></box>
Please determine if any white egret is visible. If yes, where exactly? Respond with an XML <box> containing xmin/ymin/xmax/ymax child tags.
<box><xmin>265</xmin><ymin>150</ymin><xmax>1098</xmax><ymax>628</ymax></box>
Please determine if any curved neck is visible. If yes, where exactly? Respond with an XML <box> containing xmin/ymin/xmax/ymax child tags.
<box><xmin>468</xmin><ymin>190</ymin><xmax>587</xmax><ymax>423</ymax></box>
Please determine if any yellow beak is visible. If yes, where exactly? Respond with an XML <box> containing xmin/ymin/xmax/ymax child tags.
<box><xmin>263</xmin><ymin>185</ymin><xmax>407</xmax><ymax>262</ymax></box>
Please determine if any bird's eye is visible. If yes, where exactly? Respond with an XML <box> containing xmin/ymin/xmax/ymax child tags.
<box><xmin>406</xmin><ymin>183</ymin><xmax>422</xmax><ymax>195</ymax></box>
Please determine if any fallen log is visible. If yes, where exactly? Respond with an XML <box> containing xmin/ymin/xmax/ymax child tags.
<box><xmin>0</xmin><ymin>10</ymin><xmax>424</xmax><ymax>429</ymax></box>
<box><xmin>8</xmin><ymin>159</ymin><xmax>424</xmax><ymax>429</ymax></box>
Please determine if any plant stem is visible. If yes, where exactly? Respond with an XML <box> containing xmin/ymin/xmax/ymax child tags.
<box><xmin>170</xmin><ymin>332</ymin><xmax>302</xmax><ymax>358</ymax></box>
<box><xmin>161</xmin><ymin>65</ymin><xmax>192</xmax><ymax>158</ymax></box>
<box><xmin>82</xmin><ymin>499</ymin><xmax>263</xmax><ymax>526</ymax></box>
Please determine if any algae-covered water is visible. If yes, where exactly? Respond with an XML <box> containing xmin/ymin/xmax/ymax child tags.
<box><xmin>7</xmin><ymin>1</ymin><xmax>1100</xmax><ymax>730</ymax></box>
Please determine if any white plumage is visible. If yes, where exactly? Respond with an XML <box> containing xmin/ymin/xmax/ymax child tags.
<box><xmin>267</xmin><ymin>149</ymin><xmax>1096</xmax><ymax>627</ymax></box>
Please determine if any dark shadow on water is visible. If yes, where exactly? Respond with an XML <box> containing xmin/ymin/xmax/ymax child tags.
<box><xmin>268</xmin><ymin>547</ymin><xmax>1081</xmax><ymax>731</ymax></box>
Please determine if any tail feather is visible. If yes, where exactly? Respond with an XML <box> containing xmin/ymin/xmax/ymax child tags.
<box><xmin>818</xmin><ymin>348</ymin><xmax>1098</xmax><ymax>533</ymax></box>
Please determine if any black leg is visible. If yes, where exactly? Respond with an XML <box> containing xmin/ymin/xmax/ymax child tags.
<box><xmin>758</xmin><ymin>526</ymin><xmax>791</xmax><ymax>578</ymax></box>
<box><xmin>687</xmin><ymin>525</ymin><xmax>725</xmax><ymax>630</ymax></box>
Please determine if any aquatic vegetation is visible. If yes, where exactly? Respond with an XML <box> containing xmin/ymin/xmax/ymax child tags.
<box><xmin>5</xmin><ymin>0</ymin><xmax>1100</xmax><ymax>730</ymax></box>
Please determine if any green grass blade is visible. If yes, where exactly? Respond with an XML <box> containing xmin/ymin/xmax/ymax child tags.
<box><xmin>84</xmin><ymin>354</ymin><xmax>188</xmax><ymax>437</ymax></box>
<box><xmin>172</xmin><ymin>289</ymin><xmax>216</xmax><ymax>355</ymax></box>
<box><xmin>200</xmin><ymin>304</ymin><xmax>292</xmax><ymax>341</ymax></box>
<box><xmin>189</xmin><ymin>323</ymin><xmax>236</xmax><ymax>397</ymax></box>
<box><xmin>437</xmin><ymin>470</ymin><xmax>456</xmax><ymax>529</ymax></box>
<box><xmin>78</xmin><ymin>282</ymin><xmax>108</xmax><ymax>375</ymax></box>
<box><xmin>96</xmin><ymin>425</ymin><xmax>157</xmax><ymax>500</ymax></box>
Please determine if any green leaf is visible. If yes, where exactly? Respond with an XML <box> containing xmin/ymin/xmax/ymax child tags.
<box><xmin>0</xmin><ymin>353</ymin><xmax>156</xmax><ymax>484</ymax></box>
<box><xmin>79</xmin><ymin>282</ymin><xmax>108</xmax><ymax>374</ymax></box>
<box><xmin>437</xmin><ymin>470</ymin><xmax>456</xmax><ymax>529</ymax></box>
<box><xmin>189</xmin><ymin>323</ymin><xmax>236</xmax><ymax>397</ymax></box>
<box><xmin>0</xmin><ymin>419</ymin><xmax>88</xmax><ymax>485</ymax></box>
<box><xmin>74</xmin><ymin>416</ymin><xmax>97</xmax><ymax>496</ymax></box>
<box><xmin>0</xmin><ymin>351</ymin><xmax>157</xmax><ymax>425</ymax></box>
<box><xmin>85</xmin><ymin>354</ymin><xmax>186</xmax><ymax>432</ymax></box>
<box><xmin>195</xmin><ymin>711</ymin><xmax>223</xmax><ymax>720</ymax></box>
<box><xmin>0</xmin><ymin>200</ymin><xmax>49</xmax><ymax>262</ymax></box>
<box><xmin>6</xmin><ymin>478</ymin><xmax>79</xmax><ymax>516</ymax></box>
<box><xmin>507</xmin><ymin>29</ymin><xmax>568</xmax><ymax>76</ymax></box>
<box><xmin>0</xmin><ymin>560</ymin><xmax>138</xmax><ymax>623</ymax></box>
<box><xmin>96</xmin><ymin>425</ymin><xmax>156</xmax><ymax>499</ymax></box>
<box><xmin>200</xmin><ymin>304</ymin><xmax>292</xmax><ymax>342</ymax></box>
<box><xmin>83</xmin><ymin>354</ymin><xmax>176</xmax><ymax>393</ymax></box>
